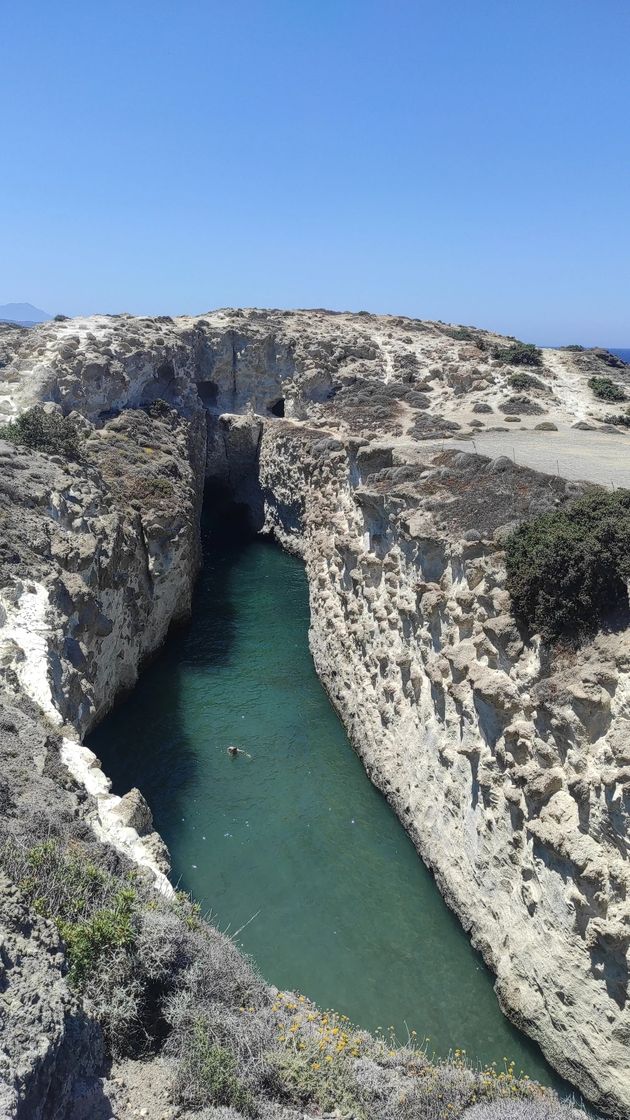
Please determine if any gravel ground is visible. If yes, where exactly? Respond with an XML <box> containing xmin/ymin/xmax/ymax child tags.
<box><xmin>425</xmin><ymin>429</ymin><xmax>630</xmax><ymax>490</ymax></box>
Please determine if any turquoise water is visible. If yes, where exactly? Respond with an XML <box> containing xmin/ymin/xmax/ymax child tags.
<box><xmin>88</xmin><ymin>503</ymin><xmax>563</xmax><ymax>1087</ymax></box>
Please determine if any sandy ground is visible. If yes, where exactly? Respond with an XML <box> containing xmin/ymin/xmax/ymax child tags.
<box><xmin>421</xmin><ymin>428</ymin><xmax>630</xmax><ymax>490</ymax></box>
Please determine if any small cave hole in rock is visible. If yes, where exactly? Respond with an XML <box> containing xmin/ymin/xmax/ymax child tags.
<box><xmin>268</xmin><ymin>397</ymin><xmax>285</xmax><ymax>417</ymax></box>
<box><xmin>197</xmin><ymin>380</ymin><xmax>219</xmax><ymax>409</ymax></box>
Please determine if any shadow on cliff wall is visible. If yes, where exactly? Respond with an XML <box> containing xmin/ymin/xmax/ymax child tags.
<box><xmin>86</xmin><ymin>488</ymin><xmax>253</xmax><ymax>861</ymax></box>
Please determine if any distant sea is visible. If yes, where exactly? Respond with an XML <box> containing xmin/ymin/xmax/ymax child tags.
<box><xmin>547</xmin><ymin>347</ymin><xmax>630</xmax><ymax>363</ymax></box>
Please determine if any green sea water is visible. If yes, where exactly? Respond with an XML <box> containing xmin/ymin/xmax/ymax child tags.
<box><xmin>88</xmin><ymin>503</ymin><xmax>565</xmax><ymax>1089</ymax></box>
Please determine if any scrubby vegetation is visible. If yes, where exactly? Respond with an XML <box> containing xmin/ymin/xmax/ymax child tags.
<box><xmin>439</xmin><ymin>325</ymin><xmax>487</xmax><ymax>350</ymax></box>
<box><xmin>0</xmin><ymin>406</ymin><xmax>83</xmax><ymax>458</ymax></box>
<box><xmin>588</xmin><ymin>376</ymin><xmax>627</xmax><ymax>402</ymax></box>
<box><xmin>505</xmin><ymin>490</ymin><xmax>630</xmax><ymax>641</ymax></box>
<box><xmin>176</xmin><ymin>1025</ymin><xmax>255</xmax><ymax>1113</ymax></box>
<box><xmin>492</xmin><ymin>342</ymin><xmax>542</xmax><ymax>367</ymax></box>
<box><xmin>603</xmin><ymin>410</ymin><xmax>630</xmax><ymax>428</ymax></box>
<box><xmin>507</xmin><ymin>372</ymin><xmax>544</xmax><ymax>392</ymax></box>
<box><xmin>16</xmin><ymin>839</ymin><xmax>137</xmax><ymax>987</ymax></box>
<box><xmin>0</xmin><ymin>835</ymin><xmax>573</xmax><ymax>1118</ymax></box>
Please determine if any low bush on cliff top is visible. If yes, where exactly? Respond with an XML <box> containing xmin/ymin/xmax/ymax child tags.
<box><xmin>492</xmin><ymin>342</ymin><xmax>543</xmax><ymax>368</ymax></box>
<box><xmin>588</xmin><ymin>375</ymin><xmax>627</xmax><ymax>402</ymax></box>
<box><xmin>0</xmin><ymin>406</ymin><xmax>82</xmax><ymax>458</ymax></box>
<box><xmin>175</xmin><ymin>1022</ymin><xmax>255</xmax><ymax>1113</ymax></box>
<box><xmin>505</xmin><ymin>489</ymin><xmax>630</xmax><ymax>641</ymax></box>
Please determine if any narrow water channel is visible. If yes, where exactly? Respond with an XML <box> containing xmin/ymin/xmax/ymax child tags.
<box><xmin>88</xmin><ymin>500</ymin><xmax>562</xmax><ymax>1089</ymax></box>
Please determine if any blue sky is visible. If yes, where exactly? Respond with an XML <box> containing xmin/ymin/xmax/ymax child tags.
<box><xmin>1</xmin><ymin>0</ymin><xmax>629</xmax><ymax>343</ymax></box>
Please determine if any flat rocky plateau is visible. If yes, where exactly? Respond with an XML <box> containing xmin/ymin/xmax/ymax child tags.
<box><xmin>0</xmin><ymin>309</ymin><xmax>629</xmax><ymax>1120</ymax></box>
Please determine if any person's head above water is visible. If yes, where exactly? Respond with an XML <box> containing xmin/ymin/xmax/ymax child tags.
<box><xmin>227</xmin><ymin>745</ymin><xmax>253</xmax><ymax>759</ymax></box>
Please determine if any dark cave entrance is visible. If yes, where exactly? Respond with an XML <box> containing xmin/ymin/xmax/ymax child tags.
<box><xmin>202</xmin><ymin>481</ymin><xmax>256</xmax><ymax>542</ymax></box>
<box><xmin>268</xmin><ymin>397</ymin><xmax>285</xmax><ymax>418</ymax></box>
<box><xmin>197</xmin><ymin>380</ymin><xmax>219</xmax><ymax>409</ymax></box>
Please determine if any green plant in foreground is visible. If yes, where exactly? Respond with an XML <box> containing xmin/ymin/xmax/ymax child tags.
<box><xmin>588</xmin><ymin>375</ymin><xmax>627</xmax><ymax>402</ymax></box>
<box><xmin>57</xmin><ymin>887</ymin><xmax>137</xmax><ymax>987</ymax></box>
<box><xmin>272</xmin><ymin>1043</ymin><xmax>365</xmax><ymax>1117</ymax></box>
<box><xmin>505</xmin><ymin>489</ymin><xmax>630</xmax><ymax>641</ymax></box>
<box><xmin>1</xmin><ymin>840</ymin><xmax>140</xmax><ymax>989</ymax></box>
<box><xmin>265</xmin><ymin>993</ymin><xmax>552</xmax><ymax>1119</ymax></box>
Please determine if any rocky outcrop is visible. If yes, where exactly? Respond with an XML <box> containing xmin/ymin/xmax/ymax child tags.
<box><xmin>0</xmin><ymin>310</ymin><xmax>629</xmax><ymax>1116</ymax></box>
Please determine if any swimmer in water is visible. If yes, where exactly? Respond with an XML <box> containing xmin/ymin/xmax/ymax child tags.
<box><xmin>227</xmin><ymin>745</ymin><xmax>253</xmax><ymax>759</ymax></box>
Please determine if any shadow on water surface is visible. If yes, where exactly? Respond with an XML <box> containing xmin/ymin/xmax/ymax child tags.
<box><xmin>88</xmin><ymin>491</ymin><xmax>584</xmax><ymax>1105</ymax></box>
<box><xmin>90</xmin><ymin>492</ymin><xmax>250</xmax><ymax>828</ymax></box>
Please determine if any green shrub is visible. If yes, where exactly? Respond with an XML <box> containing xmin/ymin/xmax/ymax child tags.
<box><xmin>17</xmin><ymin>840</ymin><xmax>110</xmax><ymax>920</ymax></box>
<box><xmin>492</xmin><ymin>342</ymin><xmax>543</xmax><ymax>367</ymax></box>
<box><xmin>507</xmin><ymin>372</ymin><xmax>544</xmax><ymax>391</ymax></box>
<box><xmin>176</xmin><ymin>1021</ymin><xmax>254</xmax><ymax>1113</ymax></box>
<box><xmin>57</xmin><ymin>888</ymin><xmax>136</xmax><ymax>987</ymax></box>
<box><xmin>440</xmin><ymin>326</ymin><xmax>475</xmax><ymax>342</ymax></box>
<box><xmin>588</xmin><ymin>375</ymin><xmax>627</xmax><ymax>402</ymax></box>
<box><xmin>0</xmin><ymin>406</ymin><xmax>82</xmax><ymax>458</ymax></box>
<box><xmin>1</xmin><ymin>840</ymin><xmax>139</xmax><ymax>989</ymax></box>
<box><xmin>505</xmin><ymin>490</ymin><xmax>630</xmax><ymax>640</ymax></box>
<box><xmin>438</xmin><ymin>326</ymin><xmax>487</xmax><ymax>351</ymax></box>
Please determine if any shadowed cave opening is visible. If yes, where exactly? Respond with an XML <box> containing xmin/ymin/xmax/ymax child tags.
<box><xmin>268</xmin><ymin>397</ymin><xmax>285</xmax><ymax>417</ymax></box>
<box><xmin>197</xmin><ymin>380</ymin><xmax>219</xmax><ymax>409</ymax></box>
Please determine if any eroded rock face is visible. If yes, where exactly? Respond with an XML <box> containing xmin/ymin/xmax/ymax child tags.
<box><xmin>0</xmin><ymin>310</ymin><xmax>629</xmax><ymax>1116</ymax></box>
<box><xmin>257</xmin><ymin>424</ymin><xmax>630</xmax><ymax>1113</ymax></box>
<box><xmin>0</xmin><ymin>404</ymin><xmax>205</xmax><ymax>734</ymax></box>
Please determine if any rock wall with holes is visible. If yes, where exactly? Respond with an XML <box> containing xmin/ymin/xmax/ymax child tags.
<box><xmin>258</xmin><ymin>421</ymin><xmax>630</xmax><ymax>1119</ymax></box>
<box><xmin>0</xmin><ymin>406</ymin><xmax>205</xmax><ymax>738</ymax></box>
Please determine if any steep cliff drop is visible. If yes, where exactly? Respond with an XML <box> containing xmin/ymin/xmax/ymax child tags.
<box><xmin>0</xmin><ymin>309</ymin><xmax>628</xmax><ymax>1117</ymax></box>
